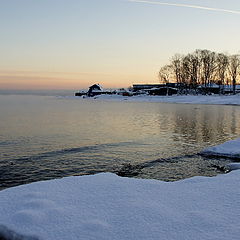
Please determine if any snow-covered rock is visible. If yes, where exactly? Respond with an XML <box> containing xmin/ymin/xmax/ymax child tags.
<box><xmin>226</xmin><ymin>163</ymin><xmax>240</xmax><ymax>171</ymax></box>
<box><xmin>201</xmin><ymin>138</ymin><xmax>240</xmax><ymax>158</ymax></box>
<box><xmin>0</xmin><ymin>172</ymin><xmax>240</xmax><ymax>240</ymax></box>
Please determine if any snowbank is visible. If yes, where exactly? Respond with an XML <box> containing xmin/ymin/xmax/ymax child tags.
<box><xmin>80</xmin><ymin>94</ymin><xmax>240</xmax><ymax>105</ymax></box>
<box><xmin>201</xmin><ymin>138</ymin><xmax>240</xmax><ymax>159</ymax></box>
<box><xmin>0</xmin><ymin>225</ymin><xmax>39</xmax><ymax>240</ymax></box>
<box><xmin>1</xmin><ymin>172</ymin><xmax>240</xmax><ymax>240</ymax></box>
<box><xmin>226</xmin><ymin>163</ymin><xmax>240</xmax><ymax>171</ymax></box>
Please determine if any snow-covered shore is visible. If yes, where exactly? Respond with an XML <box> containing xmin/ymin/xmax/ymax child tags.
<box><xmin>1</xmin><ymin>171</ymin><xmax>240</xmax><ymax>240</ymax></box>
<box><xmin>1</xmin><ymin>96</ymin><xmax>240</xmax><ymax>240</ymax></box>
<box><xmin>83</xmin><ymin>93</ymin><xmax>240</xmax><ymax>105</ymax></box>
<box><xmin>201</xmin><ymin>138</ymin><xmax>240</xmax><ymax>159</ymax></box>
<box><xmin>201</xmin><ymin>138</ymin><xmax>240</xmax><ymax>171</ymax></box>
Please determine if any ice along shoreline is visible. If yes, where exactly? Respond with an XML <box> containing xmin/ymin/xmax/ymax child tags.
<box><xmin>201</xmin><ymin>138</ymin><xmax>240</xmax><ymax>171</ymax></box>
<box><xmin>201</xmin><ymin>138</ymin><xmax>240</xmax><ymax>159</ymax></box>
<box><xmin>78</xmin><ymin>93</ymin><xmax>240</xmax><ymax>106</ymax></box>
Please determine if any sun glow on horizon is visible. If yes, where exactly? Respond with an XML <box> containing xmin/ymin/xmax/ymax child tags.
<box><xmin>0</xmin><ymin>70</ymin><xmax>158</xmax><ymax>90</ymax></box>
<box><xmin>0</xmin><ymin>0</ymin><xmax>239</xmax><ymax>90</ymax></box>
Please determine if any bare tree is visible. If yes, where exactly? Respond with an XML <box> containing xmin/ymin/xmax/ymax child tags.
<box><xmin>215</xmin><ymin>53</ymin><xmax>229</xmax><ymax>93</ymax></box>
<box><xmin>158</xmin><ymin>49</ymin><xmax>240</xmax><ymax>95</ymax></box>
<box><xmin>171</xmin><ymin>54</ymin><xmax>183</xmax><ymax>84</ymax></box>
<box><xmin>216</xmin><ymin>53</ymin><xmax>229</xmax><ymax>85</ymax></box>
<box><xmin>180</xmin><ymin>57</ymin><xmax>190</xmax><ymax>84</ymax></box>
<box><xmin>228</xmin><ymin>54</ymin><xmax>240</xmax><ymax>94</ymax></box>
<box><xmin>183</xmin><ymin>53</ymin><xmax>199</xmax><ymax>87</ymax></box>
<box><xmin>158</xmin><ymin>65</ymin><xmax>172</xmax><ymax>83</ymax></box>
<box><xmin>199</xmin><ymin>50</ymin><xmax>216</xmax><ymax>87</ymax></box>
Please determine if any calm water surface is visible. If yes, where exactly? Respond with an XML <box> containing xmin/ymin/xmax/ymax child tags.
<box><xmin>1</xmin><ymin>94</ymin><xmax>240</xmax><ymax>189</ymax></box>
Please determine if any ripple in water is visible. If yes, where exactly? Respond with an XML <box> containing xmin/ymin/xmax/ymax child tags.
<box><xmin>0</xmin><ymin>95</ymin><xmax>240</xmax><ymax>189</ymax></box>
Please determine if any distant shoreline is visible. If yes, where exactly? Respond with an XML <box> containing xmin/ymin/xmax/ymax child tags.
<box><xmin>77</xmin><ymin>94</ymin><xmax>240</xmax><ymax>106</ymax></box>
<box><xmin>1</xmin><ymin>92</ymin><xmax>240</xmax><ymax>106</ymax></box>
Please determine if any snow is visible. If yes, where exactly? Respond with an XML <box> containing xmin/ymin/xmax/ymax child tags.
<box><xmin>201</xmin><ymin>138</ymin><xmax>240</xmax><ymax>158</ymax></box>
<box><xmin>226</xmin><ymin>163</ymin><xmax>240</xmax><ymax>171</ymax></box>
<box><xmin>0</xmin><ymin>225</ymin><xmax>39</xmax><ymax>240</ymax></box>
<box><xmin>1</xmin><ymin>94</ymin><xmax>240</xmax><ymax>239</ymax></box>
<box><xmin>78</xmin><ymin>94</ymin><xmax>240</xmax><ymax>105</ymax></box>
<box><xmin>1</xmin><ymin>172</ymin><xmax>240</xmax><ymax>240</ymax></box>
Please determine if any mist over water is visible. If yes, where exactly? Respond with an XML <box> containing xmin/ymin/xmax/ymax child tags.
<box><xmin>1</xmin><ymin>94</ymin><xmax>240</xmax><ymax>189</ymax></box>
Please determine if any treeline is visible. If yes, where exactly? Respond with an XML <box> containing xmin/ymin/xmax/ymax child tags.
<box><xmin>159</xmin><ymin>49</ymin><xmax>240</xmax><ymax>94</ymax></box>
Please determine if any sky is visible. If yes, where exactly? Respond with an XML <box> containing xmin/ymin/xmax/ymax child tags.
<box><xmin>0</xmin><ymin>0</ymin><xmax>240</xmax><ymax>90</ymax></box>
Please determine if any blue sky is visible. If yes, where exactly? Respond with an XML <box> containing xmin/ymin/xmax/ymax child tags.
<box><xmin>0</xmin><ymin>0</ymin><xmax>240</xmax><ymax>89</ymax></box>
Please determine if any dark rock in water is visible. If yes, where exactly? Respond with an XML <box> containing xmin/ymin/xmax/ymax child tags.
<box><xmin>210</xmin><ymin>164</ymin><xmax>228</xmax><ymax>173</ymax></box>
<box><xmin>0</xmin><ymin>225</ymin><xmax>40</xmax><ymax>240</ymax></box>
<box><xmin>116</xmin><ymin>163</ymin><xmax>143</xmax><ymax>177</ymax></box>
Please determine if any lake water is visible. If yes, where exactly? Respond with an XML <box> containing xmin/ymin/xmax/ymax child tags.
<box><xmin>1</xmin><ymin>94</ymin><xmax>240</xmax><ymax>189</ymax></box>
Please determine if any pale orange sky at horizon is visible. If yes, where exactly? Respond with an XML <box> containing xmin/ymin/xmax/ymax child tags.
<box><xmin>1</xmin><ymin>0</ymin><xmax>240</xmax><ymax>90</ymax></box>
<box><xmin>0</xmin><ymin>68</ymin><xmax>160</xmax><ymax>90</ymax></box>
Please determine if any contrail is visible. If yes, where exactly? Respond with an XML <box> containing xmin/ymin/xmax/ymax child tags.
<box><xmin>128</xmin><ymin>0</ymin><xmax>240</xmax><ymax>15</ymax></box>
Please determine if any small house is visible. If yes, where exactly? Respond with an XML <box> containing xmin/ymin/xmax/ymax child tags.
<box><xmin>87</xmin><ymin>84</ymin><xmax>103</xmax><ymax>97</ymax></box>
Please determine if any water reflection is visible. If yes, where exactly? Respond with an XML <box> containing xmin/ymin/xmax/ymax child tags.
<box><xmin>172</xmin><ymin>105</ymin><xmax>240</xmax><ymax>147</ymax></box>
<box><xmin>0</xmin><ymin>95</ymin><xmax>240</xmax><ymax>189</ymax></box>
